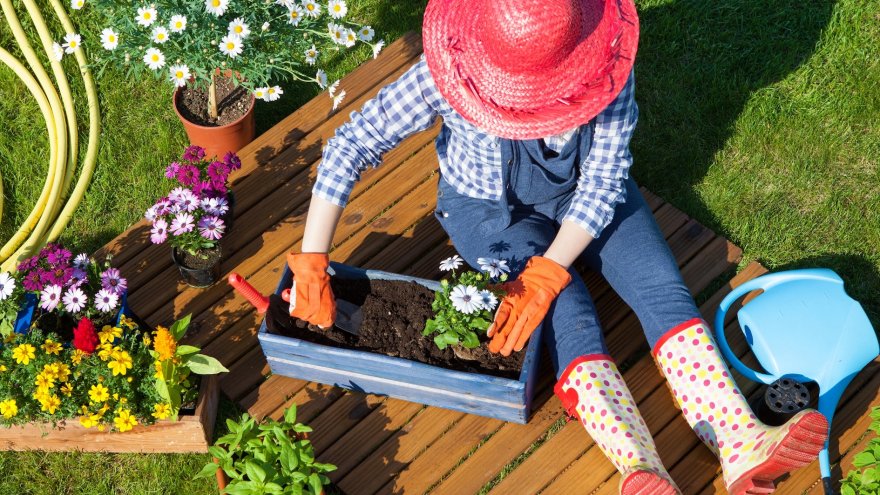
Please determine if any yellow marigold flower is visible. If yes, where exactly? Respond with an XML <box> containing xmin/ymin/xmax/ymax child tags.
<box><xmin>71</xmin><ymin>350</ymin><xmax>85</xmax><ymax>365</ymax></box>
<box><xmin>99</xmin><ymin>403</ymin><xmax>109</xmax><ymax>414</ymax></box>
<box><xmin>32</xmin><ymin>389</ymin><xmax>49</xmax><ymax>402</ymax></box>
<box><xmin>113</xmin><ymin>409</ymin><xmax>137</xmax><ymax>432</ymax></box>
<box><xmin>42</xmin><ymin>339</ymin><xmax>62</xmax><ymax>355</ymax></box>
<box><xmin>0</xmin><ymin>364</ymin><xmax>7</xmax><ymax>372</ymax></box>
<box><xmin>154</xmin><ymin>360</ymin><xmax>164</xmax><ymax>380</ymax></box>
<box><xmin>112</xmin><ymin>393</ymin><xmax>119</xmax><ymax>401</ymax></box>
<box><xmin>79</xmin><ymin>404</ymin><xmax>89</xmax><ymax>414</ymax></box>
<box><xmin>119</xmin><ymin>397</ymin><xmax>127</xmax><ymax>405</ymax></box>
<box><xmin>153</xmin><ymin>326</ymin><xmax>177</xmax><ymax>361</ymax></box>
<box><xmin>0</xmin><ymin>399</ymin><xmax>17</xmax><ymax>419</ymax></box>
<box><xmin>79</xmin><ymin>414</ymin><xmax>100</xmax><ymax>428</ymax></box>
<box><xmin>54</xmin><ymin>363</ymin><xmax>71</xmax><ymax>382</ymax></box>
<box><xmin>89</xmin><ymin>383</ymin><xmax>109</xmax><ymax>403</ymax></box>
<box><xmin>108</xmin><ymin>350</ymin><xmax>132</xmax><ymax>376</ymax></box>
<box><xmin>152</xmin><ymin>403</ymin><xmax>171</xmax><ymax>420</ymax></box>
<box><xmin>40</xmin><ymin>394</ymin><xmax>61</xmax><ymax>414</ymax></box>
<box><xmin>120</xmin><ymin>314</ymin><xmax>136</xmax><ymax>330</ymax></box>
<box><xmin>34</xmin><ymin>373</ymin><xmax>55</xmax><ymax>389</ymax></box>
<box><xmin>98</xmin><ymin>325</ymin><xmax>122</xmax><ymax>344</ymax></box>
<box><xmin>97</xmin><ymin>343</ymin><xmax>114</xmax><ymax>361</ymax></box>
<box><xmin>60</xmin><ymin>383</ymin><xmax>73</xmax><ymax>396</ymax></box>
<box><xmin>12</xmin><ymin>344</ymin><xmax>36</xmax><ymax>365</ymax></box>
<box><xmin>142</xmin><ymin>334</ymin><xmax>151</xmax><ymax>346</ymax></box>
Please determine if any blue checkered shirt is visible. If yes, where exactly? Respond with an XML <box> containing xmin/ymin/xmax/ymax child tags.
<box><xmin>314</xmin><ymin>57</ymin><xmax>638</xmax><ymax>238</ymax></box>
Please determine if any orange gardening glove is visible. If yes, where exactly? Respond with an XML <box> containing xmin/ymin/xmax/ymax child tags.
<box><xmin>488</xmin><ymin>256</ymin><xmax>572</xmax><ymax>356</ymax></box>
<box><xmin>287</xmin><ymin>252</ymin><xmax>336</xmax><ymax>329</ymax></box>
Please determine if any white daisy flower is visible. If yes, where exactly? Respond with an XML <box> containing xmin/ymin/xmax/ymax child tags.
<box><xmin>168</xmin><ymin>64</ymin><xmax>190</xmax><ymax>87</ymax></box>
<box><xmin>372</xmin><ymin>39</ymin><xmax>385</xmax><ymax>59</ymax></box>
<box><xmin>343</xmin><ymin>28</ymin><xmax>357</xmax><ymax>47</ymax></box>
<box><xmin>143</xmin><ymin>47</ymin><xmax>165</xmax><ymax>70</ymax></box>
<box><xmin>274</xmin><ymin>0</ymin><xmax>294</xmax><ymax>8</ymax></box>
<box><xmin>0</xmin><ymin>272</ymin><xmax>14</xmax><ymax>301</ymax></box>
<box><xmin>169</xmin><ymin>14</ymin><xmax>187</xmax><ymax>32</ymax></box>
<box><xmin>94</xmin><ymin>288</ymin><xmax>119</xmax><ymax>313</ymax></box>
<box><xmin>254</xmin><ymin>87</ymin><xmax>268</xmax><ymax>101</ymax></box>
<box><xmin>302</xmin><ymin>0</ymin><xmax>320</xmax><ymax>17</ymax></box>
<box><xmin>332</xmin><ymin>89</ymin><xmax>346</xmax><ymax>111</ymax></box>
<box><xmin>477</xmin><ymin>257</ymin><xmax>510</xmax><ymax>279</ymax></box>
<box><xmin>40</xmin><ymin>284</ymin><xmax>62</xmax><ymax>311</ymax></box>
<box><xmin>70</xmin><ymin>0</ymin><xmax>84</xmax><ymax>10</ymax></box>
<box><xmin>100</xmin><ymin>28</ymin><xmax>119</xmax><ymax>50</ymax></box>
<box><xmin>358</xmin><ymin>26</ymin><xmax>374</xmax><ymax>42</ymax></box>
<box><xmin>304</xmin><ymin>45</ymin><xmax>318</xmax><ymax>65</ymax></box>
<box><xmin>315</xmin><ymin>69</ymin><xmax>327</xmax><ymax>88</ymax></box>
<box><xmin>327</xmin><ymin>0</ymin><xmax>347</xmax><ymax>19</ymax></box>
<box><xmin>287</xmin><ymin>5</ymin><xmax>303</xmax><ymax>26</ymax></box>
<box><xmin>228</xmin><ymin>18</ymin><xmax>250</xmax><ymax>38</ymax></box>
<box><xmin>152</xmin><ymin>26</ymin><xmax>169</xmax><ymax>44</ymax></box>
<box><xmin>328</xmin><ymin>22</ymin><xmax>345</xmax><ymax>44</ymax></box>
<box><xmin>261</xmin><ymin>21</ymin><xmax>270</xmax><ymax>31</ymax></box>
<box><xmin>219</xmin><ymin>34</ymin><xmax>243</xmax><ymax>58</ymax></box>
<box><xmin>73</xmin><ymin>253</ymin><xmax>90</xmax><ymax>268</ymax></box>
<box><xmin>266</xmin><ymin>86</ymin><xmax>283</xmax><ymax>102</ymax></box>
<box><xmin>62</xmin><ymin>33</ymin><xmax>81</xmax><ymax>54</ymax></box>
<box><xmin>136</xmin><ymin>7</ymin><xmax>157</xmax><ymax>27</ymax></box>
<box><xmin>327</xmin><ymin>79</ymin><xmax>339</xmax><ymax>96</ymax></box>
<box><xmin>62</xmin><ymin>287</ymin><xmax>87</xmax><ymax>313</ymax></box>
<box><xmin>439</xmin><ymin>255</ymin><xmax>463</xmax><ymax>272</ymax></box>
<box><xmin>205</xmin><ymin>0</ymin><xmax>228</xmax><ymax>17</ymax></box>
<box><xmin>477</xmin><ymin>290</ymin><xmax>498</xmax><ymax>311</ymax></box>
<box><xmin>450</xmin><ymin>285</ymin><xmax>480</xmax><ymax>314</ymax></box>
<box><xmin>51</xmin><ymin>42</ymin><xmax>64</xmax><ymax>61</ymax></box>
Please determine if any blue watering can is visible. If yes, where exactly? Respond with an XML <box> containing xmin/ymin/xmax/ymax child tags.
<box><xmin>714</xmin><ymin>268</ymin><xmax>879</xmax><ymax>494</ymax></box>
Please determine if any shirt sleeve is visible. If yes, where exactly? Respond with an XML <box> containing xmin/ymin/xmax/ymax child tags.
<box><xmin>312</xmin><ymin>58</ymin><xmax>441</xmax><ymax>207</ymax></box>
<box><xmin>563</xmin><ymin>70</ymin><xmax>639</xmax><ymax>238</ymax></box>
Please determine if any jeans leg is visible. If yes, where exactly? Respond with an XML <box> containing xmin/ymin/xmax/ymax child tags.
<box><xmin>579</xmin><ymin>179</ymin><xmax>700</xmax><ymax>348</ymax></box>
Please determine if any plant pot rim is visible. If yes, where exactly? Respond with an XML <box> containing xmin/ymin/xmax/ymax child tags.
<box><xmin>173</xmin><ymin>84</ymin><xmax>256</xmax><ymax>131</ymax></box>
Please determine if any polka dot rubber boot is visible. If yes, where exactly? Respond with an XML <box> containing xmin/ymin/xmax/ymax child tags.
<box><xmin>554</xmin><ymin>354</ymin><xmax>680</xmax><ymax>495</ymax></box>
<box><xmin>653</xmin><ymin>318</ymin><xmax>828</xmax><ymax>495</ymax></box>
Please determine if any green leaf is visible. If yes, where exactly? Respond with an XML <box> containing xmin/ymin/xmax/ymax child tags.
<box><xmin>423</xmin><ymin>319</ymin><xmax>437</xmax><ymax>336</ymax></box>
<box><xmin>283</xmin><ymin>404</ymin><xmax>297</xmax><ymax>424</ymax></box>
<box><xmin>308</xmin><ymin>473</ymin><xmax>323</xmax><ymax>495</ymax></box>
<box><xmin>186</xmin><ymin>354</ymin><xmax>230</xmax><ymax>374</ymax></box>
<box><xmin>176</xmin><ymin>345</ymin><xmax>201</xmax><ymax>356</ymax></box>
<box><xmin>293</xmin><ymin>424</ymin><xmax>312</xmax><ymax>433</ymax></box>
<box><xmin>854</xmin><ymin>452</ymin><xmax>876</xmax><ymax>467</ymax></box>
<box><xmin>442</xmin><ymin>332</ymin><xmax>459</xmax><ymax>345</ymax></box>
<box><xmin>462</xmin><ymin>331</ymin><xmax>480</xmax><ymax>349</ymax></box>
<box><xmin>209</xmin><ymin>446</ymin><xmax>229</xmax><ymax>460</ymax></box>
<box><xmin>263</xmin><ymin>482</ymin><xmax>284</xmax><ymax>495</ymax></box>
<box><xmin>841</xmin><ymin>484</ymin><xmax>856</xmax><ymax>495</ymax></box>
<box><xmin>224</xmin><ymin>483</ymin><xmax>256</xmax><ymax>495</ymax></box>
<box><xmin>245</xmin><ymin>460</ymin><xmax>266</xmax><ymax>483</ymax></box>
<box><xmin>193</xmin><ymin>462</ymin><xmax>220</xmax><ymax>479</ymax></box>
<box><xmin>289</xmin><ymin>484</ymin><xmax>303</xmax><ymax>495</ymax></box>
<box><xmin>169</xmin><ymin>314</ymin><xmax>192</xmax><ymax>341</ymax></box>
<box><xmin>470</xmin><ymin>317</ymin><xmax>490</xmax><ymax>331</ymax></box>
<box><xmin>281</xmin><ymin>442</ymin><xmax>298</xmax><ymax>473</ymax></box>
<box><xmin>433</xmin><ymin>334</ymin><xmax>448</xmax><ymax>350</ymax></box>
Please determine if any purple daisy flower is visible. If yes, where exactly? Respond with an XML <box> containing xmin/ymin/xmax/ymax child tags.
<box><xmin>46</xmin><ymin>247</ymin><xmax>72</xmax><ymax>266</ymax></box>
<box><xmin>94</xmin><ymin>288</ymin><xmax>119</xmax><ymax>313</ymax></box>
<box><xmin>69</xmin><ymin>267</ymin><xmax>88</xmax><ymax>288</ymax></box>
<box><xmin>17</xmin><ymin>256</ymin><xmax>38</xmax><ymax>272</ymax></box>
<box><xmin>73</xmin><ymin>253</ymin><xmax>90</xmax><ymax>269</ymax></box>
<box><xmin>175</xmin><ymin>188</ymin><xmax>199</xmax><ymax>212</ymax></box>
<box><xmin>207</xmin><ymin>161</ymin><xmax>231</xmax><ymax>184</ymax></box>
<box><xmin>176</xmin><ymin>164</ymin><xmax>201</xmax><ymax>187</ymax></box>
<box><xmin>151</xmin><ymin>219</ymin><xmax>169</xmax><ymax>244</ymax></box>
<box><xmin>198</xmin><ymin>215</ymin><xmax>225</xmax><ymax>240</ymax></box>
<box><xmin>165</xmin><ymin>161</ymin><xmax>181</xmax><ymax>179</ymax></box>
<box><xmin>223</xmin><ymin>151</ymin><xmax>242</xmax><ymax>171</ymax></box>
<box><xmin>170</xmin><ymin>212</ymin><xmax>195</xmax><ymax>236</ymax></box>
<box><xmin>200</xmin><ymin>196</ymin><xmax>229</xmax><ymax>216</ymax></box>
<box><xmin>182</xmin><ymin>145</ymin><xmax>206</xmax><ymax>163</ymax></box>
<box><xmin>22</xmin><ymin>270</ymin><xmax>44</xmax><ymax>292</ymax></box>
<box><xmin>43</xmin><ymin>266</ymin><xmax>73</xmax><ymax>286</ymax></box>
<box><xmin>100</xmin><ymin>268</ymin><xmax>127</xmax><ymax>295</ymax></box>
<box><xmin>168</xmin><ymin>187</ymin><xmax>188</xmax><ymax>203</ymax></box>
<box><xmin>154</xmin><ymin>198</ymin><xmax>173</xmax><ymax>216</ymax></box>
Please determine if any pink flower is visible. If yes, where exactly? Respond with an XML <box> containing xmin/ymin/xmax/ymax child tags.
<box><xmin>170</xmin><ymin>212</ymin><xmax>195</xmax><ymax>235</ymax></box>
<box><xmin>198</xmin><ymin>215</ymin><xmax>225</xmax><ymax>240</ymax></box>
<box><xmin>40</xmin><ymin>284</ymin><xmax>62</xmax><ymax>311</ymax></box>
<box><xmin>171</xmin><ymin>188</ymin><xmax>198</xmax><ymax>212</ymax></box>
<box><xmin>151</xmin><ymin>219</ymin><xmax>168</xmax><ymax>244</ymax></box>
<box><xmin>100</xmin><ymin>268</ymin><xmax>127</xmax><ymax>295</ymax></box>
<box><xmin>176</xmin><ymin>164</ymin><xmax>200</xmax><ymax>186</ymax></box>
<box><xmin>207</xmin><ymin>161</ymin><xmax>231</xmax><ymax>185</ymax></box>
<box><xmin>165</xmin><ymin>162</ymin><xmax>181</xmax><ymax>179</ymax></box>
<box><xmin>182</xmin><ymin>145</ymin><xmax>205</xmax><ymax>163</ymax></box>
<box><xmin>223</xmin><ymin>151</ymin><xmax>242</xmax><ymax>170</ymax></box>
<box><xmin>200</xmin><ymin>197</ymin><xmax>229</xmax><ymax>216</ymax></box>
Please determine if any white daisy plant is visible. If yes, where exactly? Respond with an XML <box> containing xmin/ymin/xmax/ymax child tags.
<box><xmin>74</xmin><ymin>0</ymin><xmax>376</xmax><ymax>117</ymax></box>
<box><xmin>62</xmin><ymin>33</ymin><xmax>81</xmax><ymax>54</ymax></box>
<box><xmin>425</xmin><ymin>253</ymin><xmax>509</xmax><ymax>350</ymax></box>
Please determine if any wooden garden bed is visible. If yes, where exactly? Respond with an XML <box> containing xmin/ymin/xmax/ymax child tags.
<box><xmin>96</xmin><ymin>32</ymin><xmax>880</xmax><ymax>494</ymax></box>
<box><xmin>0</xmin><ymin>375</ymin><xmax>219</xmax><ymax>453</ymax></box>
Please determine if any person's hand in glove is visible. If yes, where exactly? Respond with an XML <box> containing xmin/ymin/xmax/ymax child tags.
<box><xmin>488</xmin><ymin>256</ymin><xmax>571</xmax><ymax>356</ymax></box>
<box><xmin>287</xmin><ymin>252</ymin><xmax>336</xmax><ymax>329</ymax></box>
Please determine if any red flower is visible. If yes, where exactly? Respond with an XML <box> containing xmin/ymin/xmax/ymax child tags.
<box><xmin>73</xmin><ymin>317</ymin><xmax>99</xmax><ymax>354</ymax></box>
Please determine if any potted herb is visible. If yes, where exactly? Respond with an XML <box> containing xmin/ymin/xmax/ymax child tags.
<box><xmin>197</xmin><ymin>403</ymin><xmax>336</xmax><ymax>495</ymax></box>
<box><xmin>70</xmin><ymin>0</ymin><xmax>383</xmax><ymax>158</ymax></box>
<box><xmin>146</xmin><ymin>145</ymin><xmax>240</xmax><ymax>288</ymax></box>
<box><xmin>840</xmin><ymin>407</ymin><xmax>880</xmax><ymax>495</ymax></box>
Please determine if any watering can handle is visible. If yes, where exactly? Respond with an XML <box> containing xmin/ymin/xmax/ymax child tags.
<box><xmin>714</xmin><ymin>269</ymin><xmax>843</xmax><ymax>385</ymax></box>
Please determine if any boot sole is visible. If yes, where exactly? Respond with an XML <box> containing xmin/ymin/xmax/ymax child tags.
<box><xmin>620</xmin><ymin>469</ymin><xmax>680</xmax><ymax>495</ymax></box>
<box><xmin>727</xmin><ymin>411</ymin><xmax>828</xmax><ymax>495</ymax></box>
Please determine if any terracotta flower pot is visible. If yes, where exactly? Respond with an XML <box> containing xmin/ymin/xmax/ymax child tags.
<box><xmin>173</xmin><ymin>86</ymin><xmax>256</xmax><ymax>160</ymax></box>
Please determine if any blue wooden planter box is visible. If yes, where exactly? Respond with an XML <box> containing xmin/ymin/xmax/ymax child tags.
<box><xmin>257</xmin><ymin>262</ymin><xmax>543</xmax><ymax>424</ymax></box>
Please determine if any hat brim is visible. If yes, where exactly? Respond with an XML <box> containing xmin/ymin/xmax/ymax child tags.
<box><xmin>424</xmin><ymin>0</ymin><xmax>639</xmax><ymax>140</ymax></box>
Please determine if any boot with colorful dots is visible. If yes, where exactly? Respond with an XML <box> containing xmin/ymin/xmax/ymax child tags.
<box><xmin>554</xmin><ymin>354</ymin><xmax>680</xmax><ymax>495</ymax></box>
<box><xmin>653</xmin><ymin>318</ymin><xmax>828</xmax><ymax>495</ymax></box>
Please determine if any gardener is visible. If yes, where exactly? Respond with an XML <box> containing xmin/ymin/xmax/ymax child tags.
<box><xmin>287</xmin><ymin>0</ymin><xmax>828</xmax><ymax>493</ymax></box>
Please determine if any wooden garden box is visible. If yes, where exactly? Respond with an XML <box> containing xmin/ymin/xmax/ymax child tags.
<box><xmin>257</xmin><ymin>263</ymin><xmax>542</xmax><ymax>424</ymax></box>
<box><xmin>0</xmin><ymin>375</ymin><xmax>220</xmax><ymax>453</ymax></box>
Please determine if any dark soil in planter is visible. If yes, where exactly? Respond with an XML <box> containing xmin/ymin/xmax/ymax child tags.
<box><xmin>267</xmin><ymin>277</ymin><xmax>525</xmax><ymax>379</ymax></box>
<box><xmin>34</xmin><ymin>312</ymin><xmax>78</xmax><ymax>342</ymax></box>
<box><xmin>180</xmin><ymin>247</ymin><xmax>222</xmax><ymax>270</ymax></box>
<box><xmin>176</xmin><ymin>76</ymin><xmax>251</xmax><ymax>127</ymax></box>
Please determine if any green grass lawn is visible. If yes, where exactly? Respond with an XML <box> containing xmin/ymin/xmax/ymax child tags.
<box><xmin>0</xmin><ymin>0</ymin><xmax>878</xmax><ymax>492</ymax></box>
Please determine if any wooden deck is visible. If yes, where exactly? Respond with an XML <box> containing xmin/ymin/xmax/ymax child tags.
<box><xmin>98</xmin><ymin>33</ymin><xmax>880</xmax><ymax>494</ymax></box>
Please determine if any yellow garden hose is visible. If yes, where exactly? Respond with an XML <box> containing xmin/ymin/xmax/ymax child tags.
<box><xmin>0</xmin><ymin>0</ymin><xmax>99</xmax><ymax>271</ymax></box>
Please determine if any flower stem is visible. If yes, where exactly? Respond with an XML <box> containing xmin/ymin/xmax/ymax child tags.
<box><xmin>208</xmin><ymin>73</ymin><xmax>218</xmax><ymax>120</ymax></box>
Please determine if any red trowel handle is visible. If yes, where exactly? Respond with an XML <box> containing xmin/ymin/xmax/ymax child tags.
<box><xmin>228</xmin><ymin>273</ymin><xmax>270</xmax><ymax>314</ymax></box>
<box><xmin>281</xmin><ymin>288</ymin><xmax>291</xmax><ymax>302</ymax></box>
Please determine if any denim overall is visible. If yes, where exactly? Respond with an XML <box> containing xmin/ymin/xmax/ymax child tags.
<box><xmin>434</xmin><ymin>125</ymin><xmax>700</xmax><ymax>376</ymax></box>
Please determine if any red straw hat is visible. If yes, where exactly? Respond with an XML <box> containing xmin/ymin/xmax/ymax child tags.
<box><xmin>423</xmin><ymin>0</ymin><xmax>639</xmax><ymax>140</ymax></box>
